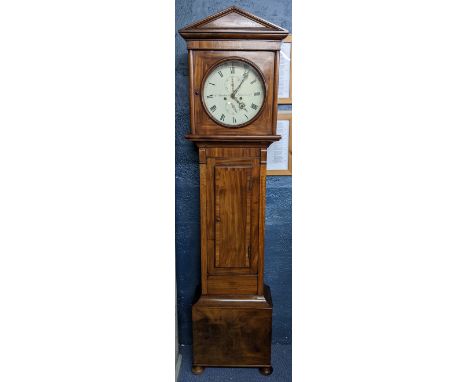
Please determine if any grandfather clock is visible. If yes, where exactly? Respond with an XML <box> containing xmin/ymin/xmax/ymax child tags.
<box><xmin>179</xmin><ymin>6</ymin><xmax>288</xmax><ymax>376</ymax></box>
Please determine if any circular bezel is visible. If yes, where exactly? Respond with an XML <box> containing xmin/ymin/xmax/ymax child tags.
<box><xmin>200</xmin><ymin>57</ymin><xmax>267</xmax><ymax>129</ymax></box>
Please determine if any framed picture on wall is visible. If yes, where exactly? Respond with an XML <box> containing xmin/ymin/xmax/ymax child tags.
<box><xmin>267</xmin><ymin>111</ymin><xmax>292</xmax><ymax>176</ymax></box>
<box><xmin>278</xmin><ymin>34</ymin><xmax>292</xmax><ymax>104</ymax></box>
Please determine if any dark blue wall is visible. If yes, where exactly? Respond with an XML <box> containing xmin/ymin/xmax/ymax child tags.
<box><xmin>176</xmin><ymin>0</ymin><xmax>291</xmax><ymax>345</ymax></box>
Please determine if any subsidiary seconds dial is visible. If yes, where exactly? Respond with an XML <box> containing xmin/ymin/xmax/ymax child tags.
<box><xmin>202</xmin><ymin>58</ymin><xmax>266</xmax><ymax>128</ymax></box>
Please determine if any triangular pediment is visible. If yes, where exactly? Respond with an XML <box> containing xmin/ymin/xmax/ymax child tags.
<box><xmin>198</xmin><ymin>11</ymin><xmax>270</xmax><ymax>30</ymax></box>
<box><xmin>179</xmin><ymin>6</ymin><xmax>288</xmax><ymax>40</ymax></box>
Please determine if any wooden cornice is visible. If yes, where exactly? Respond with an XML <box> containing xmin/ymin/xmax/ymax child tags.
<box><xmin>186</xmin><ymin>134</ymin><xmax>281</xmax><ymax>142</ymax></box>
<box><xmin>179</xmin><ymin>6</ymin><xmax>289</xmax><ymax>40</ymax></box>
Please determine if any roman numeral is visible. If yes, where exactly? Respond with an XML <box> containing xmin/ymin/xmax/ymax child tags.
<box><xmin>230</xmin><ymin>66</ymin><xmax>235</xmax><ymax>74</ymax></box>
<box><xmin>251</xmin><ymin>103</ymin><xmax>258</xmax><ymax>110</ymax></box>
<box><xmin>232</xmin><ymin>117</ymin><xmax>236</xmax><ymax>123</ymax></box>
<box><xmin>244</xmin><ymin>114</ymin><xmax>248</xmax><ymax>119</ymax></box>
<box><xmin>209</xmin><ymin>82</ymin><xmax>215</xmax><ymax>86</ymax></box>
<box><xmin>250</xmin><ymin>79</ymin><xmax>256</xmax><ymax>84</ymax></box>
<box><xmin>220</xmin><ymin>114</ymin><xmax>225</xmax><ymax>121</ymax></box>
<box><xmin>254</xmin><ymin>92</ymin><xmax>260</xmax><ymax>96</ymax></box>
<box><xmin>206</xmin><ymin>94</ymin><xmax>213</xmax><ymax>98</ymax></box>
<box><xmin>218</xmin><ymin>71</ymin><xmax>223</xmax><ymax>78</ymax></box>
<box><xmin>210</xmin><ymin>105</ymin><xmax>216</xmax><ymax>112</ymax></box>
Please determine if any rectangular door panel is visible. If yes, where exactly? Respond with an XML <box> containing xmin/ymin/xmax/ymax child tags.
<box><xmin>206</xmin><ymin>156</ymin><xmax>260</xmax><ymax>276</ymax></box>
<box><xmin>215</xmin><ymin>164</ymin><xmax>252</xmax><ymax>268</ymax></box>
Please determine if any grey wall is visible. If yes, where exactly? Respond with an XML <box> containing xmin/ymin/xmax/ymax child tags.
<box><xmin>176</xmin><ymin>0</ymin><xmax>292</xmax><ymax>345</ymax></box>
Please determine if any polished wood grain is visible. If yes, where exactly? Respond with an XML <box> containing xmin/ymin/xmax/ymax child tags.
<box><xmin>215</xmin><ymin>165</ymin><xmax>251</xmax><ymax>268</ymax></box>
<box><xmin>188</xmin><ymin>50</ymin><xmax>196</xmax><ymax>135</ymax></box>
<box><xmin>186</xmin><ymin>134</ymin><xmax>280</xmax><ymax>143</ymax></box>
<box><xmin>207</xmin><ymin>274</ymin><xmax>257</xmax><ymax>295</ymax></box>
<box><xmin>187</xmin><ymin>40</ymin><xmax>282</xmax><ymax>51</ymax></box>
<box><xmin>206</xmin><ymin>155</ymin><xmax>259</xmax><ymax>277</ymax></box>
<box><xmin>191</xmin><ymin>50</ymin><xmax>276</xmax><ymax>136</ymax></box>
<box><xmin>193</xmin><ymin>287</ymin><xmax>272</xmax><ymax>308</ymax></box>
<box><xmin>180</xmin><ymin>6</ymin><xmax>288</xmax><ymax>375</ymax></box>
<box><xmin>192</xmin><ymin>285</ymin><xmax>272</xmax><ymax>367</ymax></box>
<box><xmin>198</xmin><ymin>148</ymin><xmax>208</xmax><ymax>294</ymax></box>
<box><xmin>257</xmin><ymin>148</ymin><xmax>268</xmax><ymax>296</ymax></box>
<box><xmin>206</xmin><ymin>147</ymin><xmax>259</xmax><ymax>158</ymax></box>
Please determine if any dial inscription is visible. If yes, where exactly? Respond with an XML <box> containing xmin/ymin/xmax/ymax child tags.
<box><xmin>202</xmin><ymin>59</ymin><xmax>265</xmax><ymax>127</ymax></box>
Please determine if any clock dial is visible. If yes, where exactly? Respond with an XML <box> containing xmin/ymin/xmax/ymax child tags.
<box><xmin>202</xmin><ymin>59</ymin><xmax>265</xmax><ymax>128</ymax></box>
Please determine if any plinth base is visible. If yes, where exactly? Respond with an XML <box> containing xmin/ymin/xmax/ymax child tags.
<box><xmin>192</xmin><ymin>284</ymin><xmax>273</xmax><ymax>370</ymax></box>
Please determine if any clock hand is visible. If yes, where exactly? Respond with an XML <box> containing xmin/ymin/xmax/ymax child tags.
<box><xmin>231</xmin><ymin>96</ymin><xmax>246</xmax><ymax>110</ymax></box>
<box><xmin>231</xmin><ymin>71</ymin><xmax>248</xmax><ymax>98</ymax></box>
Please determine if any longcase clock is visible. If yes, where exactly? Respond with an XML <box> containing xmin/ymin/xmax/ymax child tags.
<box><xmin>179</xmin><ymin>6</ymin><xmax>288</xmax><ymax>376</ymax></box>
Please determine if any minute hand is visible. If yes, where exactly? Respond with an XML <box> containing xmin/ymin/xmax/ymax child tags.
<box><xmin>231</xmin><ymin>72</ymin><xmax>248</xmax><ymax>98</ymax></box>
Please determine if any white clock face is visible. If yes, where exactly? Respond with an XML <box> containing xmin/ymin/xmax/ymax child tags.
<box><xmin>202</xmin><ymin>59</ymin><xmax>265</xmax><ymax>127</ymax></box>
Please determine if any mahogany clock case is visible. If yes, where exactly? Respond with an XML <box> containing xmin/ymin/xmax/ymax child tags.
<box><xmin>192</xmin><ymin>51</ymin><xmax>275</xmax><ymax>135</ymax></box>
<box><xmin>175</xmin><ymin>1</ymin><xmax>292</xmax><ymax>376</ymax></box>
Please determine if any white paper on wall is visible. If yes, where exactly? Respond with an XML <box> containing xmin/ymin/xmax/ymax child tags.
<box><xmin>267</xmin><ymin>120</ymin><xmax>290</xmax><ymax>170</ymax></box>
<box><xmin>278</xmin><ymin>42</ymin><xmax>291</xmax><ymax>99</ymax></box>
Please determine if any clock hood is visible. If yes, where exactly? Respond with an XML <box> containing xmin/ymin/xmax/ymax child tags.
<box><xmin>178</xmin><ymin>6</ymin><xmax>289</xmax><ymax>40</ymax></box>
